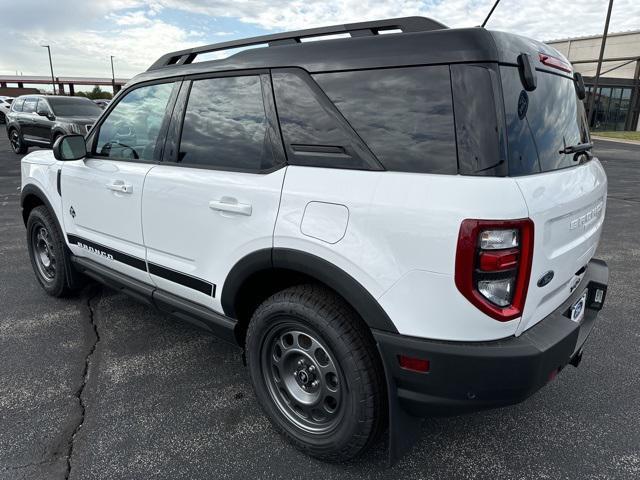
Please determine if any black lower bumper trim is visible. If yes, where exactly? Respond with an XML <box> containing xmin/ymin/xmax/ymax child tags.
<box><xmin>375</xmin><ymin>258</ymin><xmax>609</xmax><ymax>418</ymax></box>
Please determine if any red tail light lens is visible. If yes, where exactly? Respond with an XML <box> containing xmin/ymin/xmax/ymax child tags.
<box><xmin>455</xmin><ymin>219</ymin><xmax>534</xmax><ymax>321</ymax></box>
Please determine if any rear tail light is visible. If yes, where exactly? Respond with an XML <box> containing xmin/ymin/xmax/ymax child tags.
<box><xmin>455</xmin><ymin>219</ymin><xmax>534</xmax><ymax>321</ymax></box>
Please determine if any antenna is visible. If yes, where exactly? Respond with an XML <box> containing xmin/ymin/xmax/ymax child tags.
<box><xmin>481</xmin><ymin>0</ymin><xmax>502</xmax><ymax>28</ymax></box>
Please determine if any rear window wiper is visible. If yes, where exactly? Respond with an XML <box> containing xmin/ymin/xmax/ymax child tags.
<box><xmin>559</xmin><ymin>142</ymin><xmax>593</xmax><ymax>162</ymax></box>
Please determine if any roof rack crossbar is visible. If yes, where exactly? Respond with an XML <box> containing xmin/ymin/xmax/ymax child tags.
<box><xmin>147</xmin><ymin>16</ymin><xmax>447</xmax><ymax>71</ymax></box>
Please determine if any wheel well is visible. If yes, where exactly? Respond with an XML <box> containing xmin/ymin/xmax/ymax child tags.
<box><xmin>21</xmin><ymin>193</ymin><xmax>45</xmax><ymax>226</ymax></box>
<box><xmin>233</xmin><ymin>268</ymin><xmax>350</xmax><ymax>347</ymax></box>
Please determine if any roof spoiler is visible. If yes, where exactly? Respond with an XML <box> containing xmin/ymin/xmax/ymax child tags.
<box><xmin>147</xmin><ymin>16</ymin><xmax>448</xmax><ymax>71</ymax></box>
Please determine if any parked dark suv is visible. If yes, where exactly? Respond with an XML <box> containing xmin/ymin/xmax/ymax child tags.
<box><xmin>6</xmin><ymin>95</ymin><xmax>102</xmax><ymax>154</ymax></box>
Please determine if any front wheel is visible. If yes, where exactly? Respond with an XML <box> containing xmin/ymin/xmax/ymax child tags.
<box><xmin>246</xmin><ymin>285</ymin><xmax>386</xmax><ymax>462</ymax></box>
<box><xmin>9</xmin><ymin>129</ymin><xmax>28</xmax><ymax>154</ymax></box>
<box><xmin>26</xmin><ymin>206</ymin><xmax>75</xmax><ymax>297</ymax></box>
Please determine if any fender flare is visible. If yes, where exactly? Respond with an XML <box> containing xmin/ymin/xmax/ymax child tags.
<box><xmin>21</xmin><ymin>183</ymin><xmax>59</xmax><ymax>227</ymax></box>
<box><xmin>20</xmin><ymin>183</ymin><xmax>84</xmax><ymax>289</ymax></box>
<box><xmin>221</xmin><ymin>248</ymin><xmax>399</xmax><ymax>333</ymax></box>
<box><xmin>49</xmin><ymin>128</ymin><xmax>67</xmax><ymax>144</ymax></box>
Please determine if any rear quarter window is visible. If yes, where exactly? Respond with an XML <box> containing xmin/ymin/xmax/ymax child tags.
<box><xmin>450</xmin><ymin>64</ymin><xmax>507</xmax><ymax>176</ymax></box>
<box><xmin>313</xmin><ymin>66</ymin><xmax>457</xmax><ymax>174</ymax></box>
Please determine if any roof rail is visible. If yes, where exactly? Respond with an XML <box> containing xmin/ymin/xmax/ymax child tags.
<box><xmin>147</xmin><ymin>16</ymin><xmax>448</xmax><ymax>71</ymax></box>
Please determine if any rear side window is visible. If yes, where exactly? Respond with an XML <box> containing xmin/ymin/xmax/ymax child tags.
<box><xmin>12</xmin><ymin>98</ymin><xmax>24</xmax><ymax>112</ymax></box>
<box><xmin>314</xmin><ymin>66</ymin><xmax>457</xmax><ymax>174</ymax></box>
<box><xmin>178</xmin><ymin>75</ymin><xmax>274</xmax><ymax>171</ymax></box>
<box><xmin>22</xmin><ymin>98</ymin><xmax>38</xmax><ymax>113</ymax></box>
<box><xmin>501</xmin><ymin>66</ymin><xmax>590</xmax><ymax>176</ymax></box>
<box><xmin>272</xmin><ymin>70</ymin><xmax>379</xmax><ymax>170</ymax></box>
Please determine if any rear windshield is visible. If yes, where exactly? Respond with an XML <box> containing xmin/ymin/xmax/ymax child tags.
<box><xmin>501</xmin><ymin>66</ymin><xmax>590</xmax><ymax>176</ymax></box>
<box><xmin>48</xmin><ymin>97</ymin><xmax>102</xmax><ymax>117</ymax></box>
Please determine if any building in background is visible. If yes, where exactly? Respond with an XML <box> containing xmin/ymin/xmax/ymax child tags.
<box><xmin>548</xmin><ymin>30</ymin><xmax>640</xmax><ymax>132</ymax></box>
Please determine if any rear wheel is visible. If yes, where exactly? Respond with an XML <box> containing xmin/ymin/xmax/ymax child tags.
<box><xmin>9</xmin><ymin>129</ymin><xmax>28</xmax><ymax>154</ymax></box>
<box><xmin>246</xmin><ymin>284</ymin><xmax>386</xmax><ymax>462</ymax></box>
<box><xmin>0</xmin><ymin>112</ymin><xmax>6</xmax><ymax>124</ymax></box>
<box><xmin>26</xmin><ymin>206</ymin><xmax>75</xmax><ymax>297</ymax></box>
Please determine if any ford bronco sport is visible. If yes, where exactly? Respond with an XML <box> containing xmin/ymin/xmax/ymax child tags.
<box><xmin>20</xmin><ymin>17</ymin><xmax>609</xmax><ymax>462</ymax></box>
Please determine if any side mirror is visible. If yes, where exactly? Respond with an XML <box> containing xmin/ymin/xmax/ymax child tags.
<box><xmin>517</xmin><ymin>53</ymin><xmax>537</xmax><ymax>91</ymax></box>
<box><xmin>53</xmin><ymin>134</ymin><xmax>87</xmax><ymax>161</ymax></box>
<box><xmin>37</xmin><ymin>109</ymin><xmax>55</xmax><ymax>120</ymax></box>
<box><xmin>574</xmin><ymin>72</ymin><xmax>586</xmax><ymax>100</ymax></box>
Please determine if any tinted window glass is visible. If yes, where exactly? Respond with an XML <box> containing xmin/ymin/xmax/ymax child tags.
<box><xmin>178</xmin><ymin>76</ymin><xmax>273</xmax><ymax>170</ymax></box>
<box><xmin>12</xmin><ymin>98</ymin><xmax>24</xmax><ymax>112</ymax></box>
<box><xmin>96</xmin><ymin>82</ymin><xmax>174</xmax><ymax>161</ymax></box>
<box><xmin>314</xmin><ymin>66</ymin><xmax>457</xmax><ymax>174</ymax></box>
<box><xmin>450</xmin><ymin>64</ymin><xmax>507</xmax><ymax>176</ymax></box>
<box><xmin>48</xmin><ymin>97</ymin><xmax>102</xmax><ymax>117</ymax></box>
<box><xmin>36</xmin><ymin>99</ymin><xmax>52</xmax><ymax>115</ymax></box>
<box><xmin>23</xmin><ymin>98</ymin><xmax>38</xmax><ymax>113</ymax></box>
<box><xmin>501</xmin><ymin>66</ymin><xmax>589</xmax><ymax>176</ymax></box>
<box><xmin>272</xmin><ymin>71</ymin><xmax>375</xmax><ymax>170</ymax></box>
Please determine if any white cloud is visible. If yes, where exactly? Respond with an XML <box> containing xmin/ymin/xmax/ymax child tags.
<box><xmin>153</xmin><ymin>0</ymin><xmax>640</xmax><ymax>40</ymax></box>
<box><xmin>0</xmin><ymin>1</ymin><xmax>638</xmax><ymax>80</ymax></box>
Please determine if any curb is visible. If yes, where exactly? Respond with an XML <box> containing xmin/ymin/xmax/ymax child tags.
<box><xmin>592</xmin><ymin>136</ymin><xmax>640</xmax><ymax>146</ymax></box>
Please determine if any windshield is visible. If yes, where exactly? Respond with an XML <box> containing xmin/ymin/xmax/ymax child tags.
<box><xmin>48</xmin><ymin>97</ymin><xmax>102</xmax><ymax>117</ymax></box>
<box><xmin>501</xmin><ymin>66</ymin><xmax>590</xmax><ymax>176</ymax></box>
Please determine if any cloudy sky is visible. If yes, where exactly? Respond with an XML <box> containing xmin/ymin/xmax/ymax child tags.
<box><xmin>0</xmin><ymin>0</ymin><xmax>638</xmax><ymax>82</ymax></box>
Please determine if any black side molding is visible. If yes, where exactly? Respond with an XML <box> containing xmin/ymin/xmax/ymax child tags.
<box><xmin>71</xmin><ymin>256</ymin><xmax>237</xmax><ymax>344</ymax></box>
<box><xmin>67</xmin><ymin>234</ymin><xmax>216</xmax><ymax>297</ymax></box>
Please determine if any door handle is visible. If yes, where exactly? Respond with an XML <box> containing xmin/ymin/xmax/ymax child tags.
<box><xmin>106</xmin><ymin>181</ymin><xmax>133</xmax><ymax>194</ymax></box>
<box><xmin>209</xmin><ymin>198</ymin><xmax>252</xmax><ymax>216</ymax></box>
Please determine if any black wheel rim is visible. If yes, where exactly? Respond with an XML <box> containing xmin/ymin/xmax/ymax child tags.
<box><xmin>261</xmin><ymin>321</ymin><xmax>345</xmax><ymax>434</ymax></box>
<box><xmin>31</xmin><ymin>223</ymin><xmax>56</xmax><ymax>281</ymax></box>
<box><xmin>10</xmin><ymin>130</ymin><xmax>20</xmax><ymax>152</ymax></box>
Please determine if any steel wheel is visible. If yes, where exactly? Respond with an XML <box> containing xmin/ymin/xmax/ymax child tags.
<box><xmin>261</xmin><ymin>321</ymin><xmax>345</xmax><ymax>434</ymax></box>
<box><xmin>31</xmin><ymin>223</ymin><xmax>56</xmax><ymax>281</ymax></box>
<box><xmin>10</xmin><ymin>130</ymin><xmax>21</xmax><ymax>152</ymax></box>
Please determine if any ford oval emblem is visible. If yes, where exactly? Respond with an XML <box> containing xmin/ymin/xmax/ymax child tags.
<box><xmin>537</xmin><ymin>271</ymin><xmax>554</xmax><ymax>287</ymax></box>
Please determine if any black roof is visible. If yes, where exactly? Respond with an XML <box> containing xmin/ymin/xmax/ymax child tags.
<box><xmin>128</xmin><ymin>16</ymin><xmax>565</xmax><ymax>89</ymax></box>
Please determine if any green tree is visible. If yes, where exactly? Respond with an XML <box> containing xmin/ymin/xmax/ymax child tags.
<box><xmin>83</xmin><ymin>86</ymin><xmax>113</xmax><ymax>100</ymax></box>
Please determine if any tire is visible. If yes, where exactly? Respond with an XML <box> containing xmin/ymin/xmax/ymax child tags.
<box><xmin>26</xmin><ymin>206</ymin><xmax>75</xmax><ymax>297</ymax></box>
<box><xmin>0</xmin><ymin>112</ymin><xmax>5</xmax><ymax>124</ymax></box>
<box><xmin>9</xmin><ymin>128</ymin><xmax>28</xmax><ymax>154</ymax></box>
<box><xmin>246</xmin><ymin>284</ymin><xmax>386</xmax><ymax>462</ymax></box>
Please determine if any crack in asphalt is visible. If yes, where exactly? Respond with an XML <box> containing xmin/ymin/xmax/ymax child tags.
<box><xmin>64</xmin><ymin>287</ymin><xmax>101</xmax><ymax>480</ymax></box>
<box><xmin>0</xmin><ymin>458</ymin><xmax>59</xmax><ymax>472</ymax></box>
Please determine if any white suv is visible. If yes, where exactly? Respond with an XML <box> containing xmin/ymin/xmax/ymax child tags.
<box><xmin>0</xmin><ymin>96</ymin><xmax>14</xmax><ymax>123</ymax></box>
<box><xmin>19</xmin><ymin>17</ymin><xmax>609</xmax><ymax>462</ymax></box>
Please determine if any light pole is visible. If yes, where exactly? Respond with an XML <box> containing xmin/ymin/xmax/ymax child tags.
<box><xmin>587</xmin><ymin>0</ymin><xmax>615</xmax><ymax>126</ymax></box>
<box><xmin>42</xmin><ymin>45</ymin><xmax>56</xmax><ymax>95</ymax></box>
<box><xmin>110</xmin><ymin>55</ymin><xmax>116</xmax><ymax>95</ymax></box>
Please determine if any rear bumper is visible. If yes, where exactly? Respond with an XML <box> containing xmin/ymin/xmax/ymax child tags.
<box><xmin>374</xmin><ymin>258</ymin><xmax>609</xmax><ymax>416</ymax></box>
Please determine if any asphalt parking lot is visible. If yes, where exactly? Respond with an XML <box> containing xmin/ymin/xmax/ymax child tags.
<box><xmin>1</xmin><ymin>134</ymin><xmax>639</xmax><ymax>480</ymax></box>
